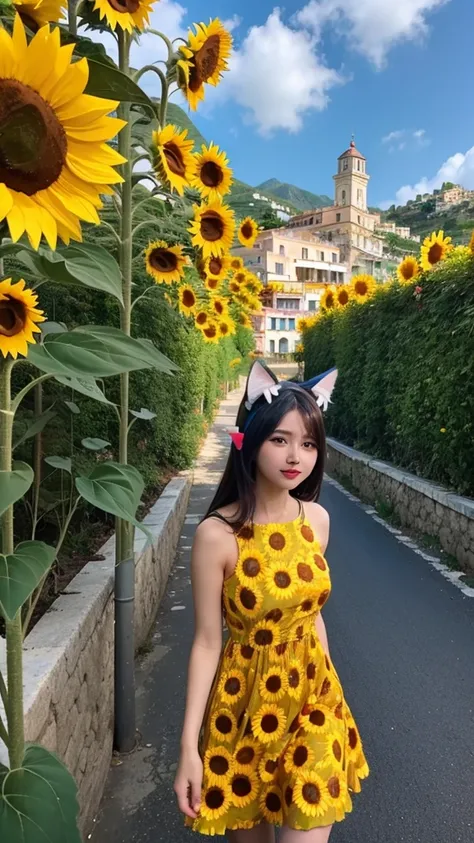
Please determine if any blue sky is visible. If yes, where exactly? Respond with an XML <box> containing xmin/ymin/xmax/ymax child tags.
<box><xmin>131</xmin><ymin>0</ymin><xmax>474</xmax><ymax>208</ymax></box>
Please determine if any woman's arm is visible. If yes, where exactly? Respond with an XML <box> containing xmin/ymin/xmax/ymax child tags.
<box><xmin>307</xmin><ymin>502</ymin><xmax>331</xmax><ymax>658</ymax></box>
<box><xmin>174</xmin><ymin>519</ymin><xmax>228</xmax><ymax>818</ymax></box>
<box><xmin>315</xmin><ymin>612</ymin><xmax>330</xmax><ymax>658</ymax></box>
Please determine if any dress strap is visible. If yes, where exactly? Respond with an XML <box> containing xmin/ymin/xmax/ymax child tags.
<box><xmin>207</xmin><ymin>511</ymin><xmax>235</xmax><ymax>530</ymax></box>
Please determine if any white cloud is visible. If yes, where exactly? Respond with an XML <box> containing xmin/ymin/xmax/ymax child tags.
<box><xmin>222</xmin><ymin>15</ymin><xmax>242</xmax><ymax>33</ymax></box>
<box><xmin>220</xmin><ymin>9</ymin><xmax>345</xmax><ymax>135</ymax></box>
<box><xmin>381</xmin><ymin>145</ymin><xmax>474</xmax><ymax>207</ymax></box>
<box><xmin>382</xmin><ymin>127</ymin><xmax>430</xmax><ymax>151</ymax></box>
<box><xmin>296</xmin><ymin>0</ymin><xmax>450</xmax><ymax>68</ymax></box>
<box><xmin>382</xmin><ymin>130</ymin><xmax>405</xmax><ymax>144</ymax></box>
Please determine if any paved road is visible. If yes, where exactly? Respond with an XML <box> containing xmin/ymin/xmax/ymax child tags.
<box><xmin>92</xmin><ymin>388</ymin><xmax>474</xmax><ymax>843</ymax></box>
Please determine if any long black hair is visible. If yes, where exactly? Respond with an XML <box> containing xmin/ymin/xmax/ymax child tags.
<box><xmin>205</xmin><ymin>380</ymin><xmax>326</xmax><ymax>533</ymax></box>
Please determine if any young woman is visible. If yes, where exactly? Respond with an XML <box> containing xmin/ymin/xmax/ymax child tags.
<box><xmin>174</xmin><ymin>361</ymin><xmax>369</xmax><ymax>842</ymax></box>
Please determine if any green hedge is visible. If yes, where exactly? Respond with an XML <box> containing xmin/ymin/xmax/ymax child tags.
<box><xmin>304</xmin><ymin>250</ymin><xmax>474</xmax><ymax>496</ymax></box>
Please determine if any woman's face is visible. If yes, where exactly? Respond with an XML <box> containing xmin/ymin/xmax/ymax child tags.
<box><xmin>256</xmin><ymin>409</ymin><xmax>318</xmax><ymax>490</ymax></box>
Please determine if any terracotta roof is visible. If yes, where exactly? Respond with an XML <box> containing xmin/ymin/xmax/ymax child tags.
<box><xmin>338</xmin><ymin>139</ymin><xmax>366</xmax><ymax>160</ymax></box>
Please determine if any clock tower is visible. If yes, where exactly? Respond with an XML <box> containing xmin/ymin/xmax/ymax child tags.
<box><xmin>333</xmin><ymin>138</ymin><xmax>369</xmax><ymax>211</ymax></box>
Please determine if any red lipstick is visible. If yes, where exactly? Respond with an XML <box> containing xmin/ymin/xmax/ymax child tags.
<box><xmin>281</xmin><ymin>470</ymin><xmax>301</xmax><ymax>479</ymax></box>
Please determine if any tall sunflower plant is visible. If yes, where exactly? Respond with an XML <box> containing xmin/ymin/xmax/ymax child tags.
<box><xmin>0</xmin><ymin>4</ymin><xmax>259</xmax><ymax>840</ymax></box>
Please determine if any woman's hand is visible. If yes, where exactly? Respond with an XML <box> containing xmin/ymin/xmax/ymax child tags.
<box><xmin>174</xmin><ymin>748</ymin><xmax>203</xmax><ymax>819</ymax></box>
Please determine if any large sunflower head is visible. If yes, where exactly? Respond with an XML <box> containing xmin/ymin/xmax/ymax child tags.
<box><xmin>0</xmin><ymin>16</ymin><xmax>126</xmax><ymax>251</ymax></box>
<box><xmin>217</xmin><ymin>316</ymin><xmax>236</xmax><ymax>338</ymax></box>
<box><xmin>205</xmin><ymin>275</ymin><xmax>223</xmax><ymax>292</ymax></box>
<box><xmin>178</xmin><ymin>284</ymin><xmax>197</xmax><ymax>316</ymax></box>
<box><xmin>91</xmin><ymin>0</ymin><xmax>154</xmax><ymax>33</ymax></box>
<box><xmin>145</xmin><ymin>240</ymin><xmax>187</xmax><ymax>285</ymax></box>
<box><xmin>191</xmin><ymin>142</ymin><xmax>233</xmax><ymax>201</ymax></box>
<box><xmin>397</xmin><ymin>255</ymin><xmax>420</xmax><ymax>285</ymax></box>
<box><xmin>335</xmin><ymin>286</ymin><xmax>351</xmax><ymax>307</ymax></box>
<box><xmin>205</xmin><ymin>253</ymin><xmax>232</xmax><ymax>281</ymax></box>
<box><xmin>238</xmin><ymin>217</ymin><xmax>259</xmax><ymax>248</ymax></box>
<box><xmin>14</xmin><ymin>0</ymin><xmax>65</xmax><ymax>28</ymax></box>
<box><xmin>177</xmin><ymin>19</ymin><xmax>233</xmax><ymax>111</ymax></box>
<box><xmin>420</xmin><ymin>230</ymin><xmax>452</xmax><ymax>271</ymax></box>
<box><xmin>230</xmin><ymin>256</ymin><xmax>244</xmax><ymax>271</ymax></box>
<box><xmin>0</xmin><ymin>278</ymin><xmax>45</xmax><ymax>359</ymax></box>
<box><xmin>320</xmin><ymin>285</ymin><xmax>338</xmax><ymax>311</ymax></box>
<box><xmin>210</xmin><ymin>295</ymin><xmax>228</xmax><ymax>318</ymax></box>
<box><xmin>200</xmin><ymin>320</ymin><xmax>219</xmax><ymax>343</ymax></box>
<box><xmin>350</xmin><ymin>274</ymin><xmax>376</xmax><ymax>301</ymax></box>
<box><xmin>151</xmin><ymin>124</ymin><xmax>195</xmax><ymax>196</ymax></box>
<box><xmin>189</xmin><ymin>199</ymin><xmax>235</xmax><ymax>258</ymax></box>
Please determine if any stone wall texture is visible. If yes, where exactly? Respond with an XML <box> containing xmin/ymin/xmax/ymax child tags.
<box><xmin>0</xmin><ymin>473</ymin><xmax>192</xmax><ymax>839</ymax></box>
<box><xmin>326</xmin><ymin>438</ymin><xmax>474</xmax><ymax>572</ymax></box>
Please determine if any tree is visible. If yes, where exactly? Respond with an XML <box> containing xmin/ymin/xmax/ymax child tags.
<box><xmin>260</xmin><ymin>206</ymin><xmax>282</xmax><ymax>230</ymax></box>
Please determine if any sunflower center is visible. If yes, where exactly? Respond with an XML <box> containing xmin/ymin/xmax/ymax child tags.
<box><xmin>294</xmin><ymin>746</ymin><xmax>308</xmax><ymax>767</ymax></box>
<box><xmin>149</xmin><ymin>247</ymin><xmax>178</xmax><ymax>273</ymax></box>
<box><xmin>0</xmin><ymin>79</ymin><xmax>67</xmax><ymax>195</ymax></box>
<box><xmin>201</xmin><ymin>160</ymin><xmax>223</xmax><ymax>187</ymax></box>
<box><xmin>209</xmin><ymin>256</ymin><xmax>223</xmax><ymax>275</ymax></box>
<box><xmin>428</xmin><ymin>243</ymin><xmax>443</xmax><ymax>264</ymax></box>
<box><xmin>224</xmin><ymin>677</ymin><xmax>241</xmax><ymax>696</ymax></box>
<box><xmin>302</xmin><ymin>783</ymin><xmax>321</xmax><ymax>805</ymax></box>
<box><xmin>189</xmin><ymin>34</ymin><xmax>221</xmax><ymax>92</ymax></box>
<box><xmin>339</xmin><ymin>290</ymin><xmax>349</xmax><ymax>305</ymax></box>
<box><xmin>232</xmin><ymin>776</ymin><xmax>252</xmax><ymax>797</ymax></box>
<box><xmin>209</xmin><ymin>755</ymin><xmax>229</xmax><ymax>776</ymax></box>
<box><xmin>0</xmin><ymin>296</ymin><xmax>26</xmax><ymax>338</ymax></box>
<box><xmin>241</xmin><ymin>221</ymin><xmax>254</xmax><ymax>239</ymax></box>
<box><xmin>261</xmin><ymin>714</ymin><xmax>278</xmax><ymax>733</ymax></box>
<box><xmin>196</xmin><ymin>311</ymin><xmax>208</xmax><ymax>325</ymax></box>
<box><xmin>220</xmin><ymin>322</ymin><xmax>229</xmax><ymax>335</ymax></box>
<box><xmin>355</xmin><ymin>282</ymin><xmax>367</xmax><ymax>296</ymax></box>
<box><xmin>200</xmin><ymin>210</ymin><xmax>225</xmax><ymax>242</ymax></box>
<box><xmin>266</xmin><ymin>792</ymin><xmax>282</xmax><ymax>813</ymax></box>
<box><xmin>163</xmin><ymin>142</ymin><xmax>186</xmax><ymax>177</ymax></box>
<box><xmin>214</xmin><ymin>300</ymin><xmax>224</xmax><ymax>315</ymax></box>
<box><xmin>236</xmin><ymin>746</ymin><xmax>255</xmax><ymax>765</ymax></box>
<box><xmin>205</xmin><ymin>787</ymin><xmax>225</xmax><ymax>810</ymax></box>
<box><xmin>107</xmin><ymin>0</ymin><xmax>140</xmax><ymax>13</ymax></box>
<box><xmin>182</xmin><ymin>289</ymin><xmax>195</xmax><ymax>308</ymax></box>
<box><xmin>204</xmin><ymin>324</ymin><xmax>217</xmax><ymax>339</ymax></box>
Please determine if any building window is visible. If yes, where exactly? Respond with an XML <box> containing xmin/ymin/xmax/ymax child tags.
<box><xmin>328</xmin><ymin>232</ymin><xmax>332</xmax><ymax>242</ymax></box>
<box><xmin>279</xmin><ymin>245</ymin><xmax>285</xmax><ymax>256</ymax></box>
<box><xmin>341</xmin><ymin>190</ymin><xmax>346</xmax><ymax>204</ymax></box>
<box><xmin>269</xmin><ymin>339</ymin><xmax>275</xmax><ymax>353</ymax></box>
<box><xmin>279</xmin><ymin>318</ymin><xmax>286</xmax><ymax>331</ymax></box>
<box><xmin>320</xmin><ymin>251</ymin><xmax>325</xmax><ymax>261</ymax></box>
<box><xmin>309</xmin><ymin>217</ymin><xmax>314</xmax><ymax>224</ymax></box>
<box><xmin>336</xmin><ymin>213</ymin><xmax>341</xmax><ymax>222</ymax></box>
<box><xmin>277</xmin><ymin>298</ymin><xmax>299</xmax><ymax>310</ymax></box>
<box><xmin>343</xmin><ymin>159</ymin><xmax>348</xmax><ymax>170</ymax></box>
<box><xmin>358</xmin><ymin>215</ymin><xmax>361</xmax><ymax>224</ymax></box>
<box><xmin>289</xmin><ymin>318</ymin><xmax>295</xmax><ymax>329</ymax></box>
<box><xmin>308</xmin><ymin>300</ymin><xmax>316</xmax><ymax>311</ymax></box>
<box><xmin>256</xmin><ymin>255</ymin><xmax>261</xmax><ymax>263</ymax></box>
<box><xmin>357</xmin><ymin>160</ymin><xmax>360</xmax><ymax>171</ymax></box>
<box><xmin>270</xmin><ymin>317</ymin><xmax>277</xmax><ymax>330</ymax></box>
<box><xmin>275</xmin><ymin>262</ymin><xmax>284</xmax><ymax>275</ymax></box>
<box><xmin>331</xmin><ymin>271</ymin><xmax>337</xmax><ymax>282</ymax></box>
<box><xmin>332</xmin><ymin>253</ymin><xmax>337</xmax><ymax>263</ymax></box>
<box><xmin>279</xmin><ymin>337</ymin><xmax>289</xmax><ymax>353</ymax></box>
<box><xmin>302</xmin><ymin>248</ymin><xmax>308</xmax><ymax>259</ymax></box>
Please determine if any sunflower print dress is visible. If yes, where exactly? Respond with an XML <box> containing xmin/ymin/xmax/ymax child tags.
<box><xmin>185</xmin><ymin>506</ymin><xmax>369</xmax><ymax>836</ymax></box>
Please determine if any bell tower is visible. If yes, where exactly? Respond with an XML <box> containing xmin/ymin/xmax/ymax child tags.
<box><xmin>333</xmin><ymin>138</ymin><xmax>370</xmax><ymax>211</ymax></box>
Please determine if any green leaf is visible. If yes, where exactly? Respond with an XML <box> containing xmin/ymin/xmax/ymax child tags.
<box><xmin>44</xmin><ymin>456</ymin><xmax>72</xmax><ymax>473</ymax></box>
<box><xmin>56</xmin><ymin>375</ymin><xmax>115</xmax><ymax>406</ymax></box>
<box><xmin>13</xmin><ymin>410</ymin><xmax>56</xmax><ymax>450</ymax></box>
<box><xmin>75</xmin><ymin>462</ymin><xmax>151</xmax><ymax>540</ymax></box>
<box><xmin>56</xmin><ymin>243</ymin><xmax>123</xmax><ymax>303</ymax></box>
<box><xmin>0</xmin><ymin>462</ymin><xmax>34</xmax><ymax>517</ymax></box>
<box><xmin>41</xmin><ymin>321</ymin><xmax>68</xmax><ymax>337</ymax></box>
<box><xmin>0</xmin><ymin>541</ymin><xmax>55</xmax><ymax>621</ymax></box>
<box><xmin>130</xmin><ymin>407</ymin><xmax>157</xmax><ymax>420</ymax></box>
<box><xmin>64</xmin><ymin>401</ymin><xmax>80</xmax><ymax>414</ymax></box>
<box><xmin>86</xmin><ymin>57</ymin><xmax>156</xmax><ymax>110</ymax></box>
<box><xmin>81</xmin><ymin>437</ymin><xmax>111</xmax><ymax>451</ymax></box>
<box><xmin>58</xmin><ymin>27</ymin><xmax>117</xmax><ymax>67</ymax></box>
<box><xmin>28</xmin><ymin>329</ymin><xmax>170</xmax><ymax>379</ymax></box>
<box><xmin>0</xmin><ymin>744</ymin><xmax>81</xmax><ymax>843</ymax></box>
<box><xmin>73</xmin><ymin>325</ymin><xmax>179</xmax><ymax>374</ymax></box>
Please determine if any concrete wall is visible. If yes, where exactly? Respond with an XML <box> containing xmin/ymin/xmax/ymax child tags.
<box><xmin>0</xmin><ymin>473</ymin><xmax>192</xmax><ymax>838</ymax></box>
<box><xmin>327</xmin><ymin>439</ymin><xmax>474</xmax><ymax>572</ymax></box>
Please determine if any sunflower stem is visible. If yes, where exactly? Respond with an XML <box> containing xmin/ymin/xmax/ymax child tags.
<box><xmin>131</xmin><ymin>191</ymin><xmax>161</xmax><ymax>220</ymax></box>
<box><xmin>0</xmin><ymin>358</ymin><xmax>24</xmax><ymax>769</ymax></box>
<box><xmin>131</xmin><ymin>219</ymin><xmax>163</xmax><ymax>239</ymax></box>
<box><xmin>68</xmin><ymin>0</ymin><xmax>78</xmax><ymax>36</ymax></box>
<box><xmin>130</xmin><ymin>285</ymin><xmax>159</xmax><ymax>312</ymax></box>
<box><xmin>11</xmin><ymin>372</ymin><xmax>53</xmax><ymax>413</ymax></box>
<box><xmin>146</xmin><ymin>28</ymin><xmax>174</xmax><ymax>61</ymax></box>
<box><xmin>133</xmin><ymin>64</ymin><xmax>167</xmax><ymax>111</ymax></box>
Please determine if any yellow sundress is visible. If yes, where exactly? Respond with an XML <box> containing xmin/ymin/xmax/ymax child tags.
<box><xmin>186</xmin><ymin>504</ymin><xmax>369</xmax><ymax>835</ymax></box>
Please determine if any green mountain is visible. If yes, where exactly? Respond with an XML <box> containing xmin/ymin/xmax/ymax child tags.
<box><xmin>257</xmin><ymin>179</ymin><xmax>332</xmax><ymax>211</ymax></box>
<box><xmin>383</xmin><ymin>198</ymin><xmax>474</xmax><ymax>243</ymax></box>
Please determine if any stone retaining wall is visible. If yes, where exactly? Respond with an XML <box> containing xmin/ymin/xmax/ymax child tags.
<box><xmin>0</xmin><ymin>472</ymin><xmax>192</xmax><ymax>838</ymax></box>
<box><xmin>327</xmin><ymin>438</ymin><xmax>474</xmax><ymax>572</ymax></box>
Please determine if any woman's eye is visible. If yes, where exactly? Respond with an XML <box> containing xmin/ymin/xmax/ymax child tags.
<box><xmin>271</xmin><ymin>437</ymin><xmax>286</xmax><ymax>444</ymax></box>
<box><xmin>304</xmin><ymin>442</ymin><xmax>316</xmax><ymax>449</ymax></box>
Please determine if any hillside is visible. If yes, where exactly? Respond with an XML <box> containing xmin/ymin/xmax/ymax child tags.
<box><xmin>257</xmin><ymin>178</ymin><xmax>331</xmax><ymax>211</ymax></box>
<box><xmin>383</xmin><ymin>198</ymin><xmax>474</xmax><ymax>243</ymax></box>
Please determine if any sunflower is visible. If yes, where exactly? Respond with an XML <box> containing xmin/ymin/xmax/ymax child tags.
<box><xmin>238</xmin><ymin>313</ymin><xmax>253</xmax><ymax>329</ymax></box>
<box><xmin>238</xmin><ymin>217</ymin><xmax>259</xmax><ymax>248</ymax></box>
<box><xmin>0</xmin><ymin>16</ymin><xmax>125</xmax><ymax>251</ymax></box>
<box><xmin>234</xmin><ymin>738</ymin><xmax>262</xmax><ymax>773</ymax></box>
<box><xmin>293</xmin><ymin>771</ymin><xmax>329</xmax><ymax>819</ymax></box>
<box><xmin>235</xmin><ymin>582</ymin><xmax>263</xmax><ymax>619</ymax></box>
<box><xmin>195</xmin><ymin>308</ymin><xmax>209</xmax><ymax>327</ymax></box>
<box><xmin>189</xmin><ymin>200</ymin><xmax>235</xmax><ymax>258</ymax></box>
<box><xmin>200</xmin><ymin>321</ymin><xmax>219</xmax><ymax>344</ymax></box>
<box><xmin>235</xmin><ymin>548</ymin><xmax>265</xmax><ymax>588</ymax></box>
<box><xmin>301</xmin><ymin>703</ymin><xmax>331</xmax><ymax>735</ymax></box>
<box><xmin>297</xmin><ymin>317</ymin><xmax>309</xmax><ymax>332</ymax></box>
<box><xmin>14</xmin><ymin>0</ymin><xmax>65</xmax><ymax>27</ymax></box>
<box><xmin>320</xmin><ymin>285</ymin><xmax>338</xmax><ymax>311</ymax></box>
<box><xmin>326</xmin><ymin>773</ymin><xmax>349</xmax><ymax>819</ymax></box>
<box><xmin>259</xmin><ymin>666</ymin><xmax>288</xmax><ymax>702</ymax></box>
<box><xmin>210</xmin><ymin>709</ymin><xmax>238</xmax><ymax>744</ymax></box>
<box><xmin>178</xmin><ymin>284</ymin><xmax>197</xmax><ymax>316</ymax></box>
<box><xmin>204</xmin><ymin>276</ymin><xmax>223</xmax><ymax>292</ymax></box>
<box><xmin>420</xmin><ymin>230</ymin><xmax>452</xmax><ymax>271</ymax></box>
<box><xmin>397</xmin><ymin>255</ymin><xmax>420</xmax><ymax>284</ymax></box>
<box><xmin>327</xmin><ymin>733</ymin><xmax>344</xmax><ymax>766</ymax></box>
<box><xmin>210</xmin><ymin>295</ymin><xmax>228</xmax><ymax>318</ymax></box>
<box><xmin>177</xmin><ymin>19</ymin><xmax>233</xmax><ymax>111</ymax></box>
<box><xmin>91</xmin><ymin>0</ymin><xmax>154</xmax><ymax>32</ymax></box>
<box><xmin>232</xmin><ymin>270</ymin><xmax>248</xmax><ymax>286</ymax></box>
<box><xmin>229</xmin><ymin>280</ymin><xmax>241</xmax><ymax>295</ymax></box>
<box><xmin>336</xmin><ymin>286</ymin><xmax>351</xmax><ymax>307</ymax></box>
<box><xmin>230</xmin><ymin>770</ymin><xmax>259</xmax><ymax>808</ymax></box>
<box><xmin>151</xmin><ymin>124</ymin><xmax>195</xmax><ymax>196</ymax></box>
<box><xmin>251</xmin><ymin>703</ymin><xmax>286</xmax><ymax>745</ymax></box>
<box><xmin>258</xmin><ymin>755</ymin><xmax>279</xmax><ymax>783</ymax></box>
<box><xmin>204</xmin><ymin>747</ymin><xmax>234</xmax><ymax>786</ymax></box>
<box><xmin>249</xmin><ymin>620</ymin><xmax>280</xmax><ymax>651</ymax></box>
<box><xmin>284</xmin><ymin>740</ymin><xmax>315</xmax><ymax>775</ymax></box>
<box><xmin>145</xmin><ymin>240</ymin><xmax>187</xmax><ymax>285</ymax></box>
<box><xmin>265</xmin><ymin>559</ymin><xmax>298</xmax><ymax>601</ymax></box>
<box><xmin>235</xmin><ymin>643</ymin><xmax>255</xmax><ymax>668</ymax></box>
<box><xmin>230</xmin><ymin>256</ymin><xmax>244</xmax><ymax>271</ymax></box>
<box><xmin>287</xmin><ymin>659</ymin><xmax>304</xmax><ymax>700</ymax></box>
<box><xmin>350</xmin><ymin>274</ymin><xmax>376</xmax><ymax>301</ymax></box>
<box><xmin>217</xmin><ymin>316</ymin><xmax>236</xmax><ymax>337</ymax></box>
<box><xmin>205</xmin><ymin>253</ymin><xmax>232</xmax><ymax>280</ymax></box>
<box><xmin>191</xmin><ymin>142</ymin><xmax>233</xmax><ymax>201</ymax></box>
<box><xmin>260</xmin><ymin>786</ymin><xmax>283</xmax><ymax>824</ymax></box>
<box><xmin>200</xmin><ymin>782</ymin><xmax>232</xmax><ymax>822</ymax></box>
<box><xmin>0</xmin><ymin>278</ymin><xmax>45</xmax><ymax>359</ymax></box>
<box><xmin>218</xmin><ymin>669</ymin><xmax>247</xmax><ymax>707</ymax></box>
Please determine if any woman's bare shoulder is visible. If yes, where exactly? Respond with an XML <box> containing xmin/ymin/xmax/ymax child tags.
<box><xmin>304</xmin><ymin>501</ymin><xmax>330</xmax><ymax>550</ymax></box>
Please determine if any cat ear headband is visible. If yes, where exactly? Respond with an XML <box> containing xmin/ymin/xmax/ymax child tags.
<box><xmin>227</xmin><ymin>360</ymin><xmax>338</xmax><ymax>450</ymax></box>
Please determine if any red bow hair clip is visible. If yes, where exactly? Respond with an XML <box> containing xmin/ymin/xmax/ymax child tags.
<box><xmin>226</xmin><ymin>427</ymin><xmax>244</xmax><ymax>451</ymax></box>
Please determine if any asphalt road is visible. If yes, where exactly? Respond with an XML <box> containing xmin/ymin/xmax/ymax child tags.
<box><xmin>92</xmin><ymin>394</ymin><xmax>474</xmax><ymax>843</ymax></box>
